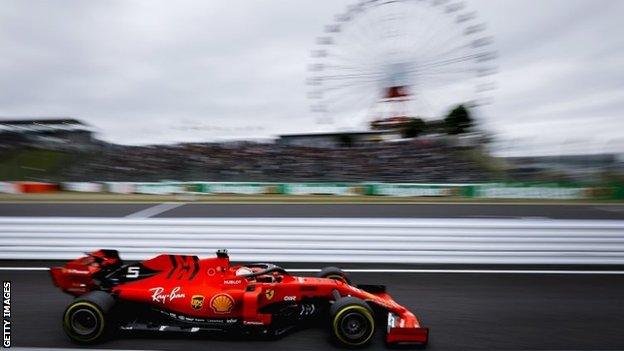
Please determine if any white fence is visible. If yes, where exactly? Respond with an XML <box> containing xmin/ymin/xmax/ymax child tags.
<box><xmin>1</xmin><ymin>217</ymin><xmax>623</xmax><ymax>264</ymax></box>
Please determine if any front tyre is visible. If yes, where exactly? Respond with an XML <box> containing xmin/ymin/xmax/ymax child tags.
<box><xmin>330</xmin><ymin>297</ymin><xmax>375</xmax><ymax>348</ymax></box>
<box><xmin>318</xmin><ymin>266</ymin><xmax>351</xmax><ymax>285</ymax></box>
<box><xmin>63</xmin><ymin>291</ymin><xmax>114</xmax><ymax>344</ymax></box>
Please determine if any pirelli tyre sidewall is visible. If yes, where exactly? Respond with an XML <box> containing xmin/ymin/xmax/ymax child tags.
<box><xmin>330</xmin><ymin>297</ymin><xmax>375</xmax><ymax>347</ymax></box>
<box><xmin>63</xmin><ymin>291</ymin><xmax>114</xmax><ymax>344</ymax></box>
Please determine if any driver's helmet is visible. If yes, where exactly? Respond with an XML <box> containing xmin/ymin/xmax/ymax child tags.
<box><xmin>235</xmin><ymin>266</ymin><xmax>253</xmax><ymax>276</ymax></box>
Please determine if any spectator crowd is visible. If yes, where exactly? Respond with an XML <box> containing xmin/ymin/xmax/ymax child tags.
<box><xmin>61</xmin><ymin>139</ymin><xmax>493</xmax><ymax>183</ymax></box>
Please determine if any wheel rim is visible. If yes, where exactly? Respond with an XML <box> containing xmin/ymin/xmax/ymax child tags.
<box><xmin>339</xmin><ymin>312</ymin><xmax>368</xmax><ymax>340</ymax></box>
<box><xmin>70</xmin><ymin>308</ymin><xmax>98</xmax><ymax>336</ymax></box>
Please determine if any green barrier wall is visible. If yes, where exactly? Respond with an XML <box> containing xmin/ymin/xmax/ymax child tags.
<box><xmin>134</xmin><ymin>182</ymin><xmax>185</xmax><ymax>195</ymax></box>
<box><xmin>125</xmin><ymin>181</ymin><xmax>623</xmax><ymax>200</ymax></box>
<box><xmin>365</xmin><ymin>183</ymin><xmax>476</xmax><ymax>197</ymax></box>
<box><xmin>282</xmin><ymin>183</ymin><xmax>362</xmax><ymax>195</ymax></box>
<box><xmin>197</xmin><ymin>182</ymin><xmax>282</xmax><ymax>195</ymax></box>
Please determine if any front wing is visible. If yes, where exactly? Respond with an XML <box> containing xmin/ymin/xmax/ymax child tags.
<box><xmin>387</xmin><ymin>312</ymin><xmax>429</xmax><ymax>346</ymax></box>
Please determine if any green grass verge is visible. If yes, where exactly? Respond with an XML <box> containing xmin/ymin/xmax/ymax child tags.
<box><xmin>0</xmin><ymin>149</ymin><xmax>74</xmax><ymax>181</ymax></box>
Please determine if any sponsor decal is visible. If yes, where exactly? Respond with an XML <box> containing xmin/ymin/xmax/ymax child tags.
<box><xmin>210</xmin><ymin>293</ymin><xmax>234</xmax><ymax>314</ymax></box>
<box><xmin>265</xmin><ymin>289</ymin><xmax>275</xmax><ymax>300</ymax></box>
<box><xmin>149</xmin><ymin>286</ymin><xmax>185</xmax><ymax>304</ymax></box>
<box><xmin>243</xmin><ymin>320</ymin><xmax>264</xmax><ymax>325</ymax></box>
<box><xmin>284</xmin><ymin>295</ymin><xmax>296</xmax><ymax>301</ymax></box>
<box><xmin>223</xmin><ymin>279</ymin><xmax>242</xmax><ymax>285</ymax></box>
<box><xmin>300</xmin><ymin>304</ymin><xmax>316</xmax><ymax>316</ymax></box>
<box><xmin>65</xmin><ymin>269</ymin><xmax>90</xmax><ymax>275</ymax></box>
<box><xmin>156</xmin><ymin>310</ymin><xmax>239</xmax><ymax>324</ymax></box>
<box><xmin>191</xmin><ymin>295</ymin><xmax>204</xmax><ymax>310</ymax></box>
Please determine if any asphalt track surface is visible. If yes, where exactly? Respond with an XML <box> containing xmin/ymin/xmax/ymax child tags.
<box><xmin>4</xmin><ymin>268</ymin><xmax>624</xmax><ymax>350</ymax></box>
<box><xmin>1</xmin><ymin>202</ymin><xmax>624</xmax><ymax>219</ymax></box>
<box><xmin>2</xmin><ymin>202</ymin><xmax>624</xmax><ymax>350</ymax></box>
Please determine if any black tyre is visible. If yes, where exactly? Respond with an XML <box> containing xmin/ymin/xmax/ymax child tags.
<box><xmin>330</xmin><ymin>297</ymin><xmax>375</xmax><ymax>348</ymax></box>
<box><xmin>63</xmin><ymin>291</ymin><xmax>115</xmax><ymax>344</ymax></box>
<box><xmin>318</xmin><ymin>266</ymin><xmax>351</xmax><ymax>285</ymax></box>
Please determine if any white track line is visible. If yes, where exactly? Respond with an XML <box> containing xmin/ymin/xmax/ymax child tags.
<box><xmin>12</xmin><ymin>348</ymin><xmax>156</xmax><ymax>351</ymax></box>
<box><xmin>598</xmin><ymin>206</ymin><xmax>624</xmax><ymax>213</ymax></box>
<box><xmin>2</xmin><ymin>267</ymin><xmax>624</xmax><ymax>275</ymax></box>
<box><xmin>125</xmin><ymin>202</ymin><xmax>184</xmax><ymax>218</ymax></box>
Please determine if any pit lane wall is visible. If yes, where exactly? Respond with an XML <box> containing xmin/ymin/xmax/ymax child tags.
<box><xmin>1</xmin><ymin>217</ymin><xmax>623</xmax><ymax>264</ymax></box>
<box><xmin>0</xmin><ymin>181</ymin><xmax>623</xmax><ymax>200</ymax></box>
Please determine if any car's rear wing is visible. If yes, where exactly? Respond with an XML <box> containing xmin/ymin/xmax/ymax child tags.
<box><xmin>50</xmin><ymin>249</ymin><xmax>122</xmax><ymax>296</ymax></box>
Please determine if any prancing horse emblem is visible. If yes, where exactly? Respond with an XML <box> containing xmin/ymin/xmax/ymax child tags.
<box><xmin>265</xmin><ymin>289</ymin><xmax>275</xmax><ymax>300</ymax></box>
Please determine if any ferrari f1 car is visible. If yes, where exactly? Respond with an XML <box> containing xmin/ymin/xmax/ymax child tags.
<box><xmin>50</xmin><ymin>249</ymin><xmax>428</xmax><ymax>348</ymax></box>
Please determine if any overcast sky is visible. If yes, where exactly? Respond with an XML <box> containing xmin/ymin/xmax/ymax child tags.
<box><xmin>1</xmin><ymin>0</ymin><xmax>623</xmax><ymax>156</ymax></box>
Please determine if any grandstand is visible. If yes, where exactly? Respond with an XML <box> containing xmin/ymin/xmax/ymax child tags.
<box><xmin>58</xmin><ymin>139</ymin><xmax>494</xmax><ymax>183</ymax></box>
<box><xmin>277</xmin><ymin>130</ymin><xmax>401</xmax><ymax>148</ymax></box>
<box><xmin>0</xmin><ymin>118</ymin><xmax>95</xmax><ymax>151</ymax></box>
<box><xmin>0</xmin><ymin>118</ymin><xmax>497</xmax><ymax>183</ymax></box>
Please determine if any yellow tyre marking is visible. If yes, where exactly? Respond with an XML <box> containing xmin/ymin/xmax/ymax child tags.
<box><xmin>63</xmin><ymin>301</ymin><xmax>105</xmax><ymax>342</ymax></box>
<box><xmin>332</xmin><ymin>305</ymin><xmax>375</xmax><ymax>346</ymax></box>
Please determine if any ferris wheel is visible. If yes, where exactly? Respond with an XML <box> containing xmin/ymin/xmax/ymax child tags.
<box><xmin>307</xmin><ymin>0</ymin><xmax>498</xmax><ymax>128</ymax></box>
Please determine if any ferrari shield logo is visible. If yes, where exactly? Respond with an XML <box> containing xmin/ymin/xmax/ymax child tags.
<box><xmin>191</xmin><ymin>295</ymin><xmax>204</xmax><ymax>310</ymax></box>
<box><xmin>265</xmin><ymin>289</ymin><xmax>275</xmax><ymax>300</ymax></box>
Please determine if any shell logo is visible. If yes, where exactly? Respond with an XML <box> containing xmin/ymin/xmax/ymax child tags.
<box><xmin>210</xmin><ymin>293</ymin><xmax>234</xmax><ymax>314</ymax></box>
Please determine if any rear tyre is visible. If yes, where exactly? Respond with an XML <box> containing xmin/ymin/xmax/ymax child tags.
<box><xmin>318</xmin><ymin>266</ymin><xmax>351</xmax><ymax>285</ymax></box>
<box><xmin>330</xmin><ymin>297</ymin><xmax>375</xmax><ymax>348</ymax></box>
<box><xmin>63</xmin><ymin>291</ymin><xmax>115</xmax><ymax>344</ymax></box>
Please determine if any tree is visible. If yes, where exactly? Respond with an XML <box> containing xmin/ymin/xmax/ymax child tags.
<box><xmin>401</xmin><ymin>118</ymin><xmax>426</xmax><ymax>138</ymax></box>
<box><xmin>444</xmin><ymin>104</ymin><xmax>473</xmax><ymax>135</ymax></box>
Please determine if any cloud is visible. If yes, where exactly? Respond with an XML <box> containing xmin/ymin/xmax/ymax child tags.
<box><xmin>0</xmin><ymin>0</ymin><xmax>622</xmax><ymax>155</ymax></box>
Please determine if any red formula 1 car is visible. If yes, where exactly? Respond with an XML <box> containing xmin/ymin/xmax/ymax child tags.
<box><xmin>50</xmin><ymin>249</ymin><xmax>428</xmax><ymax>348</ymax></box>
